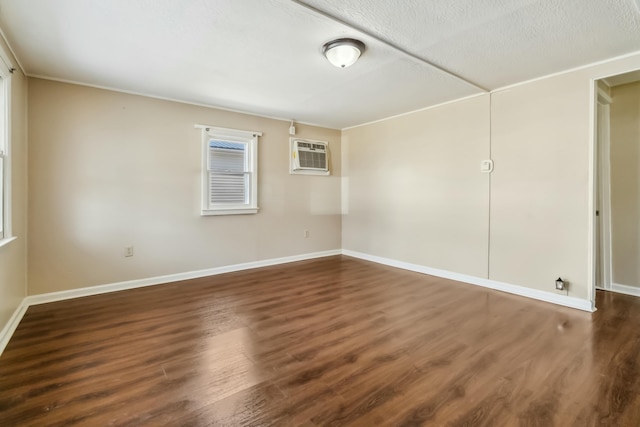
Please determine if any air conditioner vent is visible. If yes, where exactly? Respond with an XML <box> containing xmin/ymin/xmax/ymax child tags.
<box><xmin>290</xmin><ymin>138</ymin><xmax>330</xmax><ymax>175</ymax></box>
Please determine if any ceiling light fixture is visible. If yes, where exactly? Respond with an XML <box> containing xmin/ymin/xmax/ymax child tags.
<box><xmin>322</xmin><ymin>38</ymin><xmax>365</xmax><ymax>68</ymax></box>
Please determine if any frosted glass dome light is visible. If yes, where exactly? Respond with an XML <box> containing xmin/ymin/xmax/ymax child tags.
<box><xmin>322</xmin><ymin>38</ymin><xmax>365</xmax><ymax>68</ymax></box>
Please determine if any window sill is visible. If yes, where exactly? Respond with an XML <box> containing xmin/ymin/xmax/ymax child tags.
<box><xmin>201</xmin><ymin>208</ymin><xmax>259</xmax><ymax>216</ymax></box>
<box><xmin>0</xmin><ymin>236</ymin><xmax>17</xmax><ymax>249</ymax></box>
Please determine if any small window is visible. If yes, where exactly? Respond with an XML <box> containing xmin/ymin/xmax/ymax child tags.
<box><xmin>198</xmin><ymin>125</ymin><xmax>261</xmax><ymax>216</ymax></box>
<box><xmin>0</xmin><ymin>58</ymin><xmax>11</xmax><ymax>240</ymax></box>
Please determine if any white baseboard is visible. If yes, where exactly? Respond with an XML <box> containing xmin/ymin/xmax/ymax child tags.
<box><xmin>342</xmin><ymin>249</ymin><xmax>595</xmax><ymax>312</ymax></box>
<box><xmin>611</xmin><ymin>283</ymin><xmax>640</xmax><ymax>297</ymax></box>
<box><xmin>0</xmin><ymin>249</ymin><xmax>341</xmax><ymax>356</ymax></box>
<box><xmin>0</xmin><ymin>299</ymin><xmax>29</xmax><ymax>356</ymax></box>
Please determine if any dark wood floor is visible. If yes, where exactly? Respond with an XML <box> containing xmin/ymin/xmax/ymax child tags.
<box><xmin>1</xmin><ymin>256</ymin><xmax>639</xmax><ymax>426</ymax></box>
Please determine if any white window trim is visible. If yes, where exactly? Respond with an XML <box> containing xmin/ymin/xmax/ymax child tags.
<box><xmin>196</xmin><ymin>124</ymin><xmax>261</xmax><ymax>216</ymax></box>
<box><xmin>0</xmin><ymin>47</ymin><xmax>12</xmax><ymax>244</ymax></box>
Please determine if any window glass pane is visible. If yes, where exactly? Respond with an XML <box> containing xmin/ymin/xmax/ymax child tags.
<box><xmin>0</xmin><ymin>155</ymin><xmax>3</xmax><ymax>238</ymax></box>
<box><xmin>0</xmin><ymin>76</ymin><xmax>4</xmax><ymax>238</ymax></box>
<box><xmin>209</xmin><ymin>140</ymin><xmax>246</xmax><ymax>173</ymax></box>
<box><xmin>0</xmin><ymin>77</ymin><xmax>4</xmax><ymax>145</ymax></box>
<box><xmin>209</xmin><ymin>172</ymin><xmax>247</xmax><ymax>204</ymax></box>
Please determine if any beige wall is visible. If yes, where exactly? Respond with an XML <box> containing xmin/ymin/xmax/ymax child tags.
<box><xmin>490</xmin><ymin>72</ymin><xmax>593</xmax><ymax>296</ymax></box>
<box><xmin>342</xmin><ymin>95</ymin><xmax>491</xmax><ymax>277</ymax></box>
<box><xmin>28</xmin><ymin>79</ymin><xmax>341</xmax><ymax>294</ymax></box>
<box><xmin>610</xmin><ymin>81</ymin><xmax>640</xmax><ymax>287</ymax></box>
<box><xmin>0</xmin><ymin>42</ymin><xmax>28</xmax><ymax>330</ymax></box>
<box><xmin>492</xmin><ymin>55</ymin><xmax>640</xmax><ymax>301</ymax></box>
<box><xmin>343</xmin><ymin>52</ymin><xmax>640</xmax><ymax>303</ymax></box>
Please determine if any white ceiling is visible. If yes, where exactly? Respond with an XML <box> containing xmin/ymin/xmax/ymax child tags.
<box><xmin>1</xmin><ymin>0</ymin><xmax>639</xmax><ymax>129</ymax></box>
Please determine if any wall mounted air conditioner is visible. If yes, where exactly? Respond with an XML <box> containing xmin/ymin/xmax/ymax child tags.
<box><xmin>290</xmin><ymin>138</ymin><xmax>330</xmax><ymax>176</ymax></box>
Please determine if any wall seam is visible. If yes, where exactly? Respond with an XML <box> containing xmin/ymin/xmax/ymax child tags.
<box><xmin>487</xmin><ymin>93</ymin><xmax>492</xmax><ymax>280</ymax></box>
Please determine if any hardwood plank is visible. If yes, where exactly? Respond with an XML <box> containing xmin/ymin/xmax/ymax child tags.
<box><xmin>1</xmin><ymin>255</ymin><xmax>640</xmax><ymax>426</ymax></box>
<box><xmin>175</xmin><ymin>381</ymin><xmax>285</xmax><ymax>426</ymax></box>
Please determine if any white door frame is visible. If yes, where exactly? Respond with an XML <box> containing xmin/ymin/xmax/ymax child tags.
<box><xmin>595</xmin><ymin>88</ymin><xmax>612</xmax><ymax>291</ymax></box>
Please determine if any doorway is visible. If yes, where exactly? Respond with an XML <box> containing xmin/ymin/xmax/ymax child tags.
<box><xmin>594</xmin><ymin>70</ymin><xmax>640</xmax><ymax>299</ymax></box>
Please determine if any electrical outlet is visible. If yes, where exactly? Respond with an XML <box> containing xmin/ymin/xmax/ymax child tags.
<box><xmin>304</xmin><ymin>230</ymin><xmax>309</xmax><ymax>238</ymax></box>
<box><xmin>124</xmin><ymin>246</ymin><xmax>134</xmax><ymax>257</ymax></box>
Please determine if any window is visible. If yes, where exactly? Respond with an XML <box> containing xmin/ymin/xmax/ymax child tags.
<box><xmin>198</xmin><ymin>125</ymin><xmax>261</xmax><ymax>216</ymax></box>
<box><xmin>0</xmin><ymin>57</ymin><xmax>11</xmax><ymax>241</ymax></box>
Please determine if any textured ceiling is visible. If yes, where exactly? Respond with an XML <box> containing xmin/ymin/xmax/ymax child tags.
<box><xmin>1</xmin><ymin>0</ymin><xmax>639</xmax><ymax>129</ymax></box>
